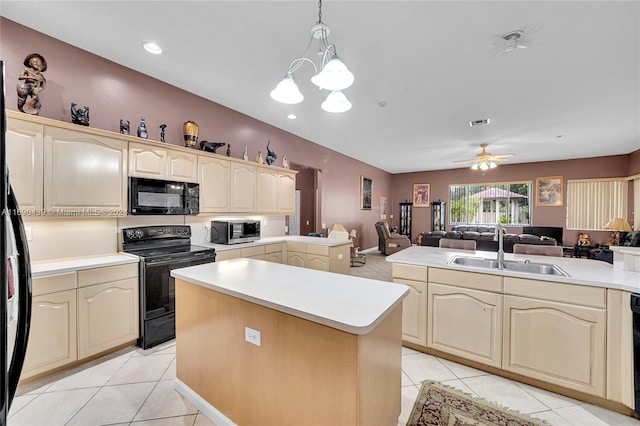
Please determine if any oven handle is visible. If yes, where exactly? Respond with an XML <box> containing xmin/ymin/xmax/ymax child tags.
<box><xmin>144</xmin><ymin>253</ymin><xmax>215</xmax><ymax>267</ymax></box>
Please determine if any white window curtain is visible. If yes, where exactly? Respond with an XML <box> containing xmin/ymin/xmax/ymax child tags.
<box><xmin>566</xmin><ymin>178</ymin><xmax>627</xmax><ymax>230</ymax></box>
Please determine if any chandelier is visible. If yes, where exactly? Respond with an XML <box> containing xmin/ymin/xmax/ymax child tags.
<box><xmin>270</xmin><ymin>0</ymin><xmax>354</xmax><ymax>113</ymax></box>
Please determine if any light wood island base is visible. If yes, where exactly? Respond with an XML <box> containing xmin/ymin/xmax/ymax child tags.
<box><xmin>175</xmin><ymin>278</ymin><xmax>403</xmax><ymax>426</ymax></box>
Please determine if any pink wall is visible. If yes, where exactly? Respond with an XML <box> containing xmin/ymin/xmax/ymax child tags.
<box><xmin>1</xmin><ymin>18</ymin><xmax>637</xmax><ymax>250</ymax></box>
<box><xmin>393</xmin><ymin>155</ymin><xmax>631</xmax><ymax>246</ymax></box>
<box><xmin>1</xmin><ymin>18</ymin><xmax>392</xmax><ymax>249</ymax></box>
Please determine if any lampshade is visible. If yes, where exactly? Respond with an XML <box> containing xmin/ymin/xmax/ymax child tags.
<box><xmin>310</xmin><ymin>56</ymin><xmax>354</xmax><ymax>91</ymax></box>
<box><xmin>270</xmin><ymin>0</ymin><xmax>353</xmax><ymax>113</ymax></box>
<box><xmin>603</xmin><ymin>217</ymin><xmax>632</xmax><ymax>232</ymax></box>
<box><xmin>471</xmin><ymin>160</ymin><xmax>497</xmax><ymax>171</ymax></box>
<box><xmin>270</xmin><ymin>74</ymin><xmax>304</xmax><ymax>104</ymax></box>
<box><xmin>321</xmin><ymin>90</ymin><xmax>352</xmax><ymax>113</ymax></box>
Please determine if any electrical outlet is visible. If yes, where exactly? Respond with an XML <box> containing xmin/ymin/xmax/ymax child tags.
<box><xmin>245</xmin><ymin>327</ymin><xmax>261</xmax><ymax>347</ymax></box>
<box><xmin>338</xmin><ymin>254</ymin><xmax>343</xmax><ymax>259</ymax></box>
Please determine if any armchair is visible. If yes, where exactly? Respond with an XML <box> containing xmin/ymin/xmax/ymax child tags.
<box><xmin>375</xmin><ymin>221</ymin><xmax>411</xmax><ymax>255</ymax></box>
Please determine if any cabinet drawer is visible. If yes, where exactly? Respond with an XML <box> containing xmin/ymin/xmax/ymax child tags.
<box><xmin>241</xmin><ymin>245</ymin><xmax>265</xmax><ymax>258</ymax></box>
<box><xmin>215</xmin><ymin>249</ymin><xmax>241</xmax><ymax>262</ymax></box>
<box><xmin>265</xmin><ymin>243</ymin><xmax>283</xmax><ymax>254</ymax></box>
<box><xmin>504</xmin><ymin>277</ymin><xmax>606</xmax><ymax>308</ymax></box>
<box><xmin>307</xmin><ymin>244</ymin><xmax>329</xmax><ymax>256</ymax></box>
<box><xmin>287</xmin><ymin>242</ymin><xmax>306</xmax><ymax>253</ymax></box>
<box><xmin>33</xmin><ymin>272</ymin><xmax>77</xmax><ymax>296</ymax></box>
<box><xmin>78</xmin><ymin>263</ymin><xmax>138</xmax><ymax>288</ymax></box>
<box><xmin>393</xmin><ymin>264</ymin><xmax>427</xmax><ymax>282</ymax></box>
<box><xmin>430</xmin><ymin>268</ymin><xmax>502</xmax><ymax>293</ymax></box>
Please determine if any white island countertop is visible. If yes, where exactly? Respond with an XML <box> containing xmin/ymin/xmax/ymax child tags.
<box><xmin>386</xmin><ymin>245</ymin><xmax>640</xmax><ymax>293</ymax></box>
<box><xmin>171</xmin><ymin>258</ymin><xmax>409</xmax><ymax>335</ymax></box>
<box><xmin>201</xmin><ymin>235</ymin><xmax>351</xmax><ymax>252</ymax></box>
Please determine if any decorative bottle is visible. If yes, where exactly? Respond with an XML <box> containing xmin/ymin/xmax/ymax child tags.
<box><xmin>183</xmin><ymin>121</ymin><xmax>199</xmax><ymax>148</ymax></box>
<box><xmin>137</xmin><ymin>118</ymin><xmax>148</xmax><ymax>139</ymax></box>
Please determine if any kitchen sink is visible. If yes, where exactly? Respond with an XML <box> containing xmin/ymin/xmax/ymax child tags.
<box><xmin>448</xmin><ymin>256</ymin><xmax>569</xmax><ymax>277</ymax></box>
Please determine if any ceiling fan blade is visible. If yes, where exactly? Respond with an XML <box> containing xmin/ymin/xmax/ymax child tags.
<box><xmin>453</xmin><ymin>158</ymin><xmax>478</xmax><ymax>163</ymax></box>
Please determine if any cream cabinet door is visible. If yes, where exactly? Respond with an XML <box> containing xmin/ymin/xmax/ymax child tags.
<box><xmin>198</xmin><ymin>155</ymin><xmax>230</xmax><ymax>212</ymax></box>
<box><xmin>22</xmin><ymin>289</ymin><xmax>77</xmax><ymax>378</ymax></box>
<box><xmin>306</xmin><ymin>254</ymin><xmax>329</xmax><ymax>272</ymax></box>
<box><xmin>44</xmin><ymin>127</ymin><xmax>127</xmax><ymax>214</ymax></box>
<box><xmin>129</xmin><ymin>142</ymin><xmax>167</xmax><ymax>179</ymax></box>
<box><xmin>428</xmin><ymin>283</ymin><xmax>502</xmax><ymax>368</ymax></box>
<box><xmin>503</xmin><ymin>295</ymin><xmax>606</xmax><ymax>396</ymax></box>
<box><xmin>288</xmin><ymin>252</ymin><xmax>306</xmax><ymax>268</ymax></box>
<box><xmin>6</xmin><ymin>118</ymin><xmax>44</xmax><ymax>210</ymax></box>
<box><xmin>256</xmin><ymin>169</ymin><xmax>278</xmax><ymax>213</ymax></box>
<box><xmin>265</xmin><ymin>252</ymin><xmax>282</xmax><ymax>263</ymax></box>
<box><xmin>215</xmin><ymin>249</ymin><xmax>241</xmax><ymax>262</ymax></box>
<box><xmin>230</xmin><ymin>162</ymin><xmax>256</xmax><ymax>212</ymax></box>
<box><xmin>166</xmin><ymin>150</ymin><xmax>198</xmax><ymax>182</ymax></box>
<box><xmin>393</xmin><ymin>279</ymin><xmax>426</xmax><ymax>346</ymax></box>
<box><xmin>77</xmin><ymin>278</ymin><xmax>139</xmax><ymax>359</ymax></box>
<box><xmin>277</xmin><ymin>172</ymin><xmax>296</xmax><ymax>214</ymax></box>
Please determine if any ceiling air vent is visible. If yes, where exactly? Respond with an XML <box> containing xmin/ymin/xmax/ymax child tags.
<box><xmin>469</xmin><ymin>118</ymin><xmax>491</xmax><ymax>127</ymax></box>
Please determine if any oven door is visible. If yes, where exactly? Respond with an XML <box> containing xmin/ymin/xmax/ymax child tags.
<box><xmin>129</xmin><ymin>177</ymin><xmax>187</xmax><ymax>215</ymax></box>
<box><xmin>142</xmin><ymin>252</ymin><xmax>215</xmax><ymax>320</ymax></box>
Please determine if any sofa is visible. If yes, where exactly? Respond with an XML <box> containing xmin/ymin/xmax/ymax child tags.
<box><xmin>420</xmin><ymin>225</ymin><xmax>558</xmax><ymax>253</ymax></box>
<box><xmin>375</xmin><ymin>221</ymin><xmax>411</xmax><ymax>255</ymax></box>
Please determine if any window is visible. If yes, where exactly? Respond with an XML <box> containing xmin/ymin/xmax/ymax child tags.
<box><xmin>449</xmin><ymin>181</ymin><xmax>533</xmax><ymax>226</ymax></box>
<box><xmin>566</xmin><ymin>178</ymin><xmax>627</xmax><ymax>230</ymax></box>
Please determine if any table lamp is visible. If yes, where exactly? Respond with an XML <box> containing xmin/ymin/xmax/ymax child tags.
<box><xmin>603</xmin><ymin>217</ymin><xmax>632</xmax><ymax>245</ymax></box>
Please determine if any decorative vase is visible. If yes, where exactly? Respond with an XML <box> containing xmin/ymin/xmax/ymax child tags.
<box><xmin>243</xmin><ymin>145</ymin><xmax>249</xmax><ymax>161</ymax></box>
<box><xmin>71</xmin><ymin>103</ymin><xmax>90</xmax><ymax>126</ymax></box>
<box><xmin>183</xmin><ymin>121</ymin><xmax>199</xmax><ymax>148</ymax></box>
<box><xmin>137</xmin><ymin>118</ymin><xmax>148</xmax><ymax>139</ymax></box>
<box><xmin>120</xmin><ymin>119</ymin><xmax>130</xmax><ymax>135</ymax></box>
<box><xmin>256</xmin><ymin>151</ymin><xmax>264</xmax><ymax>164</ymax></box>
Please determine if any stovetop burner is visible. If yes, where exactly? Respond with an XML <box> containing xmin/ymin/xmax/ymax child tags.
<box><xmin>124</xmin><ymin>244</ymin><xmax>213</xmax><ymax>259</ymax></box>
<box><xmin>121</xmin><ymin>225</ymin><xmax>215</xmax><ymax>260</ymax></box>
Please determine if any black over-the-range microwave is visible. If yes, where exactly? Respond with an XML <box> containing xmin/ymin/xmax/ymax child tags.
<box><xmin>128</xmin><ymin>177</ymin><xmax>199</xmax><ymax>215</ymax></box>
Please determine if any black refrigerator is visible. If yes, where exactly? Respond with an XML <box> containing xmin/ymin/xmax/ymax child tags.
<box><xmin>0</xmin><ymin>60</ymin><xmax>33</xmax><ymax>425</ymax></box>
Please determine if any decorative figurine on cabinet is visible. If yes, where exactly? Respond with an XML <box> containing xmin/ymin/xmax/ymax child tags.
<box><xmin>120</xmin><ymin>119</ymin><xmax>130</xmax><ymax>135</ymax></box>
<box><xmin>71</xmin><ymin>103</ymin><xmax>90</xmax><ymax>126</ymax></box>
<box><xmin>265</xmin><ymin>140</ymin><xmax>277</xmax><ymax>166</ymax></box>
<box><xmin>242</xmin><ymin>145</ymin><xmax>249</xmax><ymax>161</ymax></box>
<box><xmin>282</xmin><ymin>154</ymin><xmax>289</xmax><ymax>169</ymax></box>
<box><xmin>183</xmin><ymin>120</ymin><xmax>198</xmax><ymax>148</ymax></box>
<box><xmin>226</xmin><ymin>144</ymin><xmax>231</xmax><ymax>157</ymax></box>
<box><xmin>137</xmin><ymin>118</ymin><xmax>148</xmax><ymax>139</ymax></box>
<box><xmin>159</xmin><ymin>124</ymin><xmax>167</xmax><ymax>142</ymax></box>
<box><xmin>256</xmin><ymin>151</ymin><xmax>264</xmax><ymax>164</ymax></box>
<box><xmin>200</xmin><ymin>141</ymin><xmax>226</xmax><ymax>153</ymax></box>
<box><xmin>17</xmin><ymin>53</ymin><xmax>47</xmax><ymax>115</ymax></box>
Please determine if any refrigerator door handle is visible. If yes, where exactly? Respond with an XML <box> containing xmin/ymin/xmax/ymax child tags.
<box><xmin>6</xmin><ymin>185</ymin><xmax>32</xmax><ymax>407</ymax></box>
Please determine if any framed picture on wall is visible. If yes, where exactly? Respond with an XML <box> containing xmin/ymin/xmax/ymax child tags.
<box><xmin>380</xmin><ymin>196</ymin><xmax>387</xmax><ymax>220</ymax></box>
<box><xmin>361</xmin><ymin>176</ymin><xmax>372</xmax><ymax>210</ymax></box>
<box><xmin>536</xmin><ymin>176</ymin><xmax>563</xmax><ymax>206</ymax></box>
<box><xmin>412</xmin><ymin>183</ymin><xmax>430</xmax><ymax>207</ymax></box>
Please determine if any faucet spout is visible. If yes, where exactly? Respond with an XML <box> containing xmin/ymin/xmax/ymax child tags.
<box><xmin>494</xmin><ymin>222</ymin><xmax>504</xmax><ymax>269</ymax></box>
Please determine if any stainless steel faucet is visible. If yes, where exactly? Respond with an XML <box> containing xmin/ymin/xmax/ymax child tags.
<box><xmin>494</xmin><ymin>222</ymin><xmax>504</xmax><ymax>269</ymax></box>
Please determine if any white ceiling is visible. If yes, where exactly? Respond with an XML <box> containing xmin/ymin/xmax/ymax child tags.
<box><xmin>2</xmin><ymin>1</ymin><xmax>639</xmax><ymax>173</ymax></box>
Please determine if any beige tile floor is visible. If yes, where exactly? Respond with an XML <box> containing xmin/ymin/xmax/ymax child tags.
<box><xmin>8</xmin><ymin>249</ymin><xmax>640</xmax><ymax>425</ymax></box>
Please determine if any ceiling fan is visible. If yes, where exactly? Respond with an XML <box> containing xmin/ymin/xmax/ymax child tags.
<box><xmin>453</xmin><ymin>144</ymin><xmax>515</xmax><ymax>170</ymax></box>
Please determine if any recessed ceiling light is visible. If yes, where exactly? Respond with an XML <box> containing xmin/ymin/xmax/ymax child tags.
<box><xmin>287</xmin><ymin>114</ymin><xmax>297</xmax><ymax>119</ymax></box>
<box><xmin>143</xmin><ymin>42</ymin><xmax>162</xmax><ymax>55</ymax></box>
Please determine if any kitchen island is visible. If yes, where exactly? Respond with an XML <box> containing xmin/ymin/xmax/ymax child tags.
<box><xmin>171</xmin><ymin>259</ymin><xmax>409</xmax><ymax>426</ymax></box>
<box><xmin>386</xmin><ymin>245</ymin><xmax>640</xmax><ymax>416</ymax></box>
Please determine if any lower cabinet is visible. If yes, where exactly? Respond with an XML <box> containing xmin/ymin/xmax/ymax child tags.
<box><xmin>394</xmin><ymin>279</ymin><xmax>426</xmax><ymax>346</ymax></box>
<box><xmin>21</xmin><ymin>263</ymin><xmax>138</xmax><ymax>380</ymax></box>
<box><xmin>77</xmin><ymin>277</ymin><xmax>138</xmax><ymax>359</ymax></box>
<box><xmin>23</xmin><ymin>288</ymin><xmax>78</xmax><ymax>378</ymax></box>
<box><xmin>427</xmin><ymin>283</ymin><xmax>502</xmax><ymax>368</ymax></box>
<box><xmin>306</xmin><ymin>254</ymin><xmax>330</xmax><ymax>271</ymax></box>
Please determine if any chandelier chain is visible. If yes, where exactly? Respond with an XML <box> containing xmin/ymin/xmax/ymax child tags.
<box><xmin>317</xmin><ymin>0</ymin><xmax>323</xmax><ymax>24</ymax></box>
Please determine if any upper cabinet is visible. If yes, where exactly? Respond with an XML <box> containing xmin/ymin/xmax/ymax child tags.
<box><xmin>44</xmin><ymin>127</ymin><xmax>128</xmax><ymax>215</ymax></box>
<box><xmin>230</xmin><ymin>162</ymin><xmax>257</xmax><ymax>212</ymax></box>
<box><xmin>129</xmin><ymin>142</ymin><xmax>198</xmax><ymax>182</ymax></box>
<box><xmin>198</xmin><ymin>155</ymin><xmax>231</xmax><ymax>213</ymax></box>
<box><xmin>6</xmin><ymin>118</ymin><xmax>44</xmax><ymax>210</ymax></box>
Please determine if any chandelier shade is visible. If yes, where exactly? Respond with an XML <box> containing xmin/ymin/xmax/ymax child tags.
<box><xmin>271</xmin><ymin>0</ymin><xmax>353</xmax><ymax>112</ymax></box>
<box><xmin>270</xmin><ymin>74</ymin><xmax>304</xmax><ymax>104</ymax></box>
<box><xmin>321</xmin><ymin>90</ymin><xmax>352</xmax><ymax>113</ymax></box>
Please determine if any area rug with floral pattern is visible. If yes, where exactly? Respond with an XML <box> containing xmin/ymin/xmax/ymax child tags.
<box><xmin>407</xmin><ymin>380</ymin><xmax>546</xmax><ymax>426</ymax></box>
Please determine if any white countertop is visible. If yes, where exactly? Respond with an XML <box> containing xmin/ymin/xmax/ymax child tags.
<box><xmin>201</xmin><ymin>235</ymin><xmax>351</xmax><ymax>252</ymax></box>
<box><xmin>31</xmin><ymin>253</ymin><xmax>139</xmax><ymax>277</ymax></box>
<box><xmin>171</xmin><ymin>258</ymin><xmax>409</xmax><ymax>335</ymax></box>
<box><xmin>386</xmin><ymin>246</ymin><xmax>640</xmax><ymax>293</ymax></box>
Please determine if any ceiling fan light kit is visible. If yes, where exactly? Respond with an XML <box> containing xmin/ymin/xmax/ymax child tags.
<box><xmin>270</xmin><ymin>0</ymin><xmax>354</xmax><ymax>112</ymax></box>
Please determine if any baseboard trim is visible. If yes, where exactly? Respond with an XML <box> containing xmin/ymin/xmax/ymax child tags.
<box><xmin>174</xmin><ymin>378</ymin><xmax>237</xmax><ymax>426</ymax></box>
